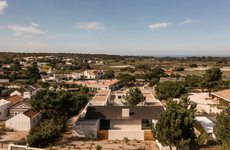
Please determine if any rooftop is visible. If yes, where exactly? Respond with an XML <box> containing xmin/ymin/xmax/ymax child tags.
<box><xmin>5</xmin><ymin>95</ymin><xmax>24</xmax><ymax>104</ymax></box>
<box><xmin>85</xmin><ymin>106</ymin><xmax>164</xmax><ymax>120</ymax></box>
<box><xmin>31</xmin><ymin>83</ymin><xmax>41</xmax><ymax>89</ymax></box>
<box><xmin>93</xmin><ymin>96</ymin><xmax>107</xmax><ymax>102</ymax></box>
<box><xmin>23</xmin><ymin>109</ymin><xmax>40</xmax><ymax>118</ymax></box>
<box><xmin>212</xmin><ymin>89</ymin><xmax>230</xmax><ymax>101</ymax></box>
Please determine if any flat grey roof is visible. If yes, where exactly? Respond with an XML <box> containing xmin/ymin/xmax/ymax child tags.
<box><xmin>85</xmin><ymin>106</ymin><xmax>164</xmax><ymax>120</ymax></box>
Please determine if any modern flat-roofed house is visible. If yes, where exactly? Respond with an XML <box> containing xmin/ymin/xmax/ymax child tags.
<box><xmin>73</xmin><ymin>106</ymin><xmax>164</xmax><ymax>140</ymax></box>
<box><xmin>212</xmin><ymin>89</ymin><xmax>230</xmax><ymax>104</ymax></box>
<box><xmin>84</xmin><ymin>70</ymin><xmax>104</xmax><ymax>79</ymax></box>
<box><xmin>0</xmin><ymin>99</ymin><xmax>11</xmax><ymax>120</ymax></box>
<box><xmin>0</xmin><ymin>79</ymin><xmax>10</xmax><ymax>84</ymax></box>
<box><xmin>5</xmin><ymin>109</ymin><xmax>42</xmax><ymax>131</ymax></box>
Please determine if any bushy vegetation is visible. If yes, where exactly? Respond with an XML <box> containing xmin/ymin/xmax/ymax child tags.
<box><xmin>155</xmin><ymin>81</ymin><xmax>187</xmax><ymax>100</ymax></box>
<box><xmin>122</xmin><ymin>88</ymin><xmax>146</xmax><ymax>106</ymax></box>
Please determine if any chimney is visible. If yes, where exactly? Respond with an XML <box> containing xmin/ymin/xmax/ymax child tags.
<box><xmin>122</xmin><ymin>109</ymin><xmax>129</xmax><ymax>117</ymax></box>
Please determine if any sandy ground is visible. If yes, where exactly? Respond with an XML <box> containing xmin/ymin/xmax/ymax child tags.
<box><xmin>188</xmin><ymin>93</ymin><xmax>220</xmax><ymax>114</ymax></box>
<box><xmin>0</xmin><ymin>131</ymin><xmax>28</xmax><ymax>143</ymax></box>
<box><xmin>51</xmin><ymin>139</ymin><xmax>158</xmax><ymax>150</ymax></box>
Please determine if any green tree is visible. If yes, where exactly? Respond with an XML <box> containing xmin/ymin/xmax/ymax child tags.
<box><xmin>30</xmin><ymin>89</ymin><xmax>88</xmax><ymax>119</ymax></box>
<box><xmin>149</xmin><ymin>78</ymin><xmax>158</xmax><ymax>86</ymax></box>
<box><xmin>120</xmin><ymin>67</ymin><xmax>135</xmax><ymax>74</ymax></box>
<box><xmin>153</xmin><ymin>95</ymin><xmax>197</xmax><ymax>150</ymax></box>
<box><xmin>217</xmin><ymin>101</ymin><xmax>229</xmax><ymax>110</ymax></box>
<box><xmin>26</xmin><ymin>62</ymin><xmax>41</xmax><ymax>79</ymax></box>
<box><xmin>189</xmin><ymin>64</ymin><xmax>198</xmax><ymax>68</ymax></box>
<box><xmin>80</xmin><ymin>86</ymin><xmax>89</xmax><ymax>94</ymax></box>
<box><xmin>122</xmin><ymin>88</ymin><xmax>146</xmax><ymax>106</ymax></box>
<box><xmin>116</xmin><ymin>73</ymin><xmax>135</xmax><ymax>85</ymax></box>
<box><xmin>200</xmin><ymin>67</ymin><xmax>222</xmax><ymax>97</ymax></box>
<box><xmin>155</xmin><ymin>81</ymin><xmax>187</xmax><ymax>100</ymax></box>
<box><xmin>215</xmin><ymin>106</ymin><xmax>230</xmax><ymax>145</ymax></box>
<box><xmin>103</xmin><ymin>70</ymin><xmax>115</xmax><ymax>78</ymax></box>
<box><xmin>10</xmin><ymin>60</ymin><xmax>21</xmax><ymax>72</ymax></box>
<box><xmin>135</xmin><ymin>64</ymin><xmax>151</xmax><ymax>75</ymax></box>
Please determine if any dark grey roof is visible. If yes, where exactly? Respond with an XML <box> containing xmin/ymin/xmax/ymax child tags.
<box><xmin>84</xmin><ymin>106</ymin><xmax>165</xmax><ymax>120</ymax></box>
<box><xmin>25</xmin><ymin>86</ymin><xmax>36</xmax><ymax>92</ymax></box>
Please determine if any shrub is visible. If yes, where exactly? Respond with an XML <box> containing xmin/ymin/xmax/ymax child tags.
<box><xmin>96</xmin><ymin>145</ymin><xmax>102</xmax><ymax>150</ymax></box>
<box><xmin>13</xmin><ymin>138</ymin><xmax>27</xmax><ymax>145</ymax></box>
<box><xmin>123</xmin><ymin>137</ymin><xmax>129</xmax><ymax>144</ymax></box>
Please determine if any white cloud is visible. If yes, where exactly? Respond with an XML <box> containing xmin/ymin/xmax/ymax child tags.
<box><xmin>148</xmin><ymin>22</ymin><xmax>171</xmax><ymax>30</ymax></box>
<box><xmin>74</xmin><ymin>22</ymin><xmax>105</xmax><ymax>30</ymax></box>
<box><xmin>179</xmin><ymin>18</ymin><xmax>194</xmax><ymax>25</ymax></box>
<box><xmin>7</xmin><ymin>25</ymin><xmax>45</xmax><ymax>36</ymax></box>
<box><xmin>0</xmin><ymin>0</ymin><xmax>8</xmax><ymax>15</ymax></box>
<box><xmin>31</xmin><ymin>22</ymin><xmax>40</xmax><ymax>26</ymax></box>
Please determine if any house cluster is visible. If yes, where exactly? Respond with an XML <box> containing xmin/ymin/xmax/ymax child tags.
<box><xmin>67</xmin><ymin>79</ymin><xmax>124</xmax><ymax>91</ymax></box>
<box><xmin>0</xmin><ymin>83</ymin><xmax>42</xmax><ymax>131</ymax></box>
<box><xmin>72</xmin><ymin>88</ymin><xmax>165</xmax><ymax>141</ymax></box>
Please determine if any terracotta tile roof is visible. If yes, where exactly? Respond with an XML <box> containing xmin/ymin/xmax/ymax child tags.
<box><xmin>18</xmin><ymin>88</ymin><xmax>28</xmax><ymax>94</ymax></box>
<box><xmin>5</xmin><ymin>95</ymin><xmax>24</xmax><ymax>104</ymax></box>
<box><xmin>0</xmin><ymin>72</ymin><xmax>3</xmax><ymax>74</ymax></box>
<box><xmin>23</xmin><ymin>109</ymin><xmax>40</xmax><ymax>118</ymax></box>
<box><xmin>72</xmin><ymin>72</ymin><xmax>77</xmax><ymax>75</ymax></box>
<box><xmin>164</xmin><ymin>70</ymin><xmax>172</xmax><ymax>74</ymax></box>
<box><xmin>31</xmin><ymin>83</ymin><xmax>41</xmax><ymax>89</ymax></box>
<box><xmin>88</xmin><ymin>70</ymin><xmax>99</xmax><ymax>76</ymax></box>
<box><xmin>213</xmin><ymin>89</ymin><xmax>230</xmax><ymax>100</ymax></box>
<box><xmin>2</xmin><ymin>64</ymin><xmax>10</xmax><ymax>67</ymax></box>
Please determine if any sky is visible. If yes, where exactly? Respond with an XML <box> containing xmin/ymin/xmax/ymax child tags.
<box><xmin>0</xmin><ymin>0</ymin><xmax>230</xmax><ymax>56</ymax></box>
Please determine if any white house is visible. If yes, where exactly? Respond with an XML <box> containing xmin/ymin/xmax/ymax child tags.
<box><xmin>72</xmin><ymin>89</ymin><xmax>164</xmax><ymax>140</ymax></box>
<box><xmin>10</xmin><ymin>84</ymin><xmax>41</xmax><ymax>99</ymax></box>
<box><xmin>2</xmin><ymin>64</ymin><xmax>11</xmax><ymax>68</ymax></box>
<box><xmin>5</xmin><ymin>109</ymin><xmax>42</xmax><ymax>131</ymax></box>
<box><xmin>72</xmin><ymin>73</ymin><xmax>82</xmax><ymax>79</ymax></box>
<box><xmin>84</xmin><ymin>70</ymin><xmax>104</xmax><ymax>79</ymax></box>
<box><xmin>0</xmin><ymin>99</ymin><xmax>11</xmax><ymax>120</ymax></box>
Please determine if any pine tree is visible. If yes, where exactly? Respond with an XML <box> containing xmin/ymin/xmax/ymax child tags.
<box><xmin>153</xmin><ymin>94</ymin><xmax>197</xmax><ymax>150</ymax></box>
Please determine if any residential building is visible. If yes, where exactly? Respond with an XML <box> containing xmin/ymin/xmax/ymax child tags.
<box><xmin>164</xmin><ymin>70</ymin><xmax>172</xmax><ymax>75</ymax></box>
<box><xmin>84</xmin><ymin>70</ymin><xmax>104</xmax><ymax>79</ymax></box>
<box><xmin>196</xmin><ymin>116</ymin><xmax>215</xmax><ymax>138</ymax></box>
<box><xmin>5</xmin><ymin>109</ymin><xmax>42</xmax><ymax>131</ymax></box>
<box><xmin>72</xmin><ymin>73</ymin><xmax>82</xmax><ymax>79</ymax></box>
<box><xmin>0</xmin><ymin>79</ymin><xmax>10</xmax><ymax>84</ymax></box>
<box><xmin>73</xmin><ymin>89</ymin><xmax>164</xmax><ymax>140</ymax></box>
<box><xmin>10</xmin><ymin>84</ymin><xmax>41</xmax><ymax>99</ymax></box>
<box><xmin>0</xmin><ymin>99</ymin><xmax>11</xmax><ymax>120</ymax></box>
<box><xmin>2</xmin><ymin>64</ymin><xmax>11</xmax><ymax>68</ymax></box>
<box><xmin>5</xmin><ymin>95</ymin><xmax>24</xmax><ymax>104</ymax></box>
<box><xmin>68</xmin><ymin>79</ymin><xmax>122</xmax><ymax>91</ymax></box>
<box><xmin>8</xmin><ymin>98</ymin><xmax>31</xmax><ymax>117</ymax></box>
<box><xmin>211</xmin><ymin>89</ymin><xmax>230</xmax><ymax>104</ymax></box>
<box><xmin>159</xmin><ymin>77</ymin><xmax>185</xmax><ymax>83</ymax></box>
<box><xmin>73</xmin><ymin>105</ymin><xmax>164</xmax><ymax>140</ymax></box>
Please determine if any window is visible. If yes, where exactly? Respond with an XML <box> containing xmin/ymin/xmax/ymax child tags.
<box><xmin>33</xmin><ymin>119</ymin><xmax>35</xmax><ymax>122</ymax></box>
<box><xmin>0</xmin><ymin>112</ymin><xmax>1</xmax><ymax>115</ymax></box>
<box><xmin>37</xmin><ymin>116</ymin><xmax>39</xmax><ymax>119</ymax></box>
<box><xmin>118</xmin><ymin>96</ymin><xmax>122</xmax><ymax>99</ymax></box>
<box><xmin>14</xmin><ymin>112</ymin><xmax>18</xmax><ymax>116</ymax></box>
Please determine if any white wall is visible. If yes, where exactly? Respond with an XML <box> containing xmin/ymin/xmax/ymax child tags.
<box><xmin>72</xmin><ymin>119</ymin><xmax>100</xmax><ymax>138</ymax></box>
<box><xmin>10</xmin><ymin>91</ymin><xmax>22</xmax><ymax>97</ymax></box>
<box><xmin>30</xmin><ymin>113</ymin><xmax>42</xmax><ymax>128</ymax></box>
<box><xmin>6</xmin><ymin>114</ymin><xmax>31</xmax><ymax>131</ymax></box>
<box><xmin>0</xmin><ymin>100</ymin><xmax>11</xmax><ymax>120</ymax></box>
<box><xmin>110</xmin><ymin>120</ymin><xmax>141</xmax><ymax>130</ymax></box>
<box><xmin>23</xmin><ymin>92</ymin><xmax>31</xmax><ymax>99</ymax></box>
<box><xmin>109</xmin><ymin>130</ymin><xmax>144</xmax><ymax>140</ymax></box>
